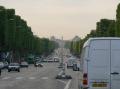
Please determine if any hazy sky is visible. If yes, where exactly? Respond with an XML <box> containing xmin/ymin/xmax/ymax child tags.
<box><xmin>0</xmin><ymin>0</ymin><xmax>120</xmax><ymax>40</ymax></box>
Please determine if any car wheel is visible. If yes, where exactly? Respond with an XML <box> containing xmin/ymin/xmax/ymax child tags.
<box><xmin>66</xmin><ymin>75</ymin><xmax>72</xmax><ymax>79</ymax></box>
<box><xmin>18</xmin><ymin>69</ymin><xmax>20</xmax><ymax>72</ymax></box>
<box><xmin>73</xmin><ymin>68</ymin><xmax>75</xmax><ymax>71</ymax></box>
<box><xmin>8</xmin><ymin>70</ymin><xmax>10</xmax><ymax>72</ymax></box>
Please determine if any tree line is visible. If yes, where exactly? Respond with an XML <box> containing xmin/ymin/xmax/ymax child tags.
<box><xmin>69</xmin><ymin>3</ymin><xmax>120</xmax><ymax>57</ymax></box>
<box><xmin>0</xmin><ymin>6</ymin><xmax>58</xmax><ymax>62</ymax></box>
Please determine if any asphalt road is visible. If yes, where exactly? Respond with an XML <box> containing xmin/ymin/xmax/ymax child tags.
<box><xmin>0</xmin><ymin>63</ymin><xmax>81</xmax><ymax>89</ymax></box>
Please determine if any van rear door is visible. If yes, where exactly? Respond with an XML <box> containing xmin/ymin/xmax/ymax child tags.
<box><xmin>111</xmin><ymin>40</ymin><xmax>120</xmax><ymax>89</ymax></box>
<box><xmin>88</xmin><ymin>40</ymin><xmax>110</xmax><ymax>89</ymax></box>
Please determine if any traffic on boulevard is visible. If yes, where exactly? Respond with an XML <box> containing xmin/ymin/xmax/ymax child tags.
<box><xmin>0</xmin><ymin>48</ymin><xmax>81</xmax><ymax>89</ymax></box>
<box><xmin>0</xmin><ymin>0</ymin><xmax>120</xmax><ymax>89</ymax></box>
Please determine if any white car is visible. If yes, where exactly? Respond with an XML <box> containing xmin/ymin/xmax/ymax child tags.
<box><xmin>8</xmin><ymin>63</ymin><xmax>20</xmax><ymax>72</ymax></box>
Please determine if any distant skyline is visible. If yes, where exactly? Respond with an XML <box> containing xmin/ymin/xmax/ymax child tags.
<box><xmin>0</xmin><ymin>0</ymin><xmax>119</xmax><ymax>40</ymax></box>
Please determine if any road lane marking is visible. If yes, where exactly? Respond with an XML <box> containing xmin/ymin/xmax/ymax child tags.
<box><xmin>41</xmin><ymin>77</ymin><xmax>48</xmax><ymax>80</ymax></box>
<box><xmin>2</xmin><ymin>77</ymin><xmax>11</xmax><ymax>80</ymax></box>
<box><xmin>57</xmin><ymin>79</ymin><xmax>67</xmax><ymax>84</ymax></box>
<box><xmin>58</xmin><ymin>71</ymin><xmax>63</xmax><ymax>75</ymax></box>
<box><xmin>64</xmin><ymin>80</ymin><xmax>71</xmax><ymax>89</ymax></box>
<box><xmin>29</xmin><ymin>77</ymin><xmax>36</xmax><ymax>80</ymax></box>
<box><xmin>16</xmin><ymin>77</ymin><xmax>24</xmax><ymax>80</ymax></box>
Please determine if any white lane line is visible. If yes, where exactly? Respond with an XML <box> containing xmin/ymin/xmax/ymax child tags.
<box><xmin>16</xmin><ymin>77</ymin><xmax>24</xmax><ymax>80</ymax></box>
<box><xmin>57</xmin><ymin>79</ymin><xmax>67</xmax><ymax>84</ymax></box>
<box><xmin>41</xmin><ymin>77</ymin><xmax>48</xmax><ymax>80</ymax></box>
<box><xmin>64</xmin><ymin>80</ymin><xmax>72</xmax><ymax>89</ymax></box>
<box><xmin>2</xmin><ymin>77</ymin><xmax>11</xmax><ymax>80</ymax></box>
<box><xmin>29</xmin><ymin>77</ymin><xmax>36</xmax><ymax>80</ymax></box>
<box><xmin>58</xmin><ymin>71</ymin><xmax>63</xmax><ymax>75</ymax></box>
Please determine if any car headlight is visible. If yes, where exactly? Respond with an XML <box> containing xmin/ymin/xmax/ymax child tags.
<box><xmin>8</xmin><ymin>66</ymin><xmax>11</xmax><ymax>68</ymax></box>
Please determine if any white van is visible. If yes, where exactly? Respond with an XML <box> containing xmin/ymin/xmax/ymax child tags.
<box><xmin>80</xmin><ymin>37</ymin><xmax>120</xmax><ymax>89</ymax></box>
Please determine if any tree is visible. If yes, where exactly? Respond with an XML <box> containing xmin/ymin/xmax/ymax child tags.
<box><xmin>96</xmin><ymin>19</ymin><xmax>115</xmax><ymax>37</ymax></box>
<box><xmin>116</xmin><ymin>3</ymin><xmax>120</xmax><ymax>36</ymax></box>
<box><xmin>0</xmin><ymin>6</ymin><xmax>57</xmax><ymax>62</ymax></box>
<box><xmin>0</xmin><ymin>6</ymin><xmax>7</xmax><ymax>51</ymax></box>
<box><xmin>107</xmin><ymin>20</ymin><xmax>116</xmax><ymax>37</ymax></box>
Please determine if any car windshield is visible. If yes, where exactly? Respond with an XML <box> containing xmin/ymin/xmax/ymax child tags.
<box><xmin>0</xmin><ymin>62</ymin><xmax>3</xmax><ymax>64</ymax></box>
<box><xmin>10</xmin><ymin>63</ymin><xmax>19</xmax><ymax>66</ymax></box>
<box><xmin>36</xmin><ymin>61</ymin><xmax>41</xmax><ymax>63</ymax></box>
<box><xmin>21</xmin><ymin>62</ymin><xmax>27</xmax><ymax>64</ymax></box>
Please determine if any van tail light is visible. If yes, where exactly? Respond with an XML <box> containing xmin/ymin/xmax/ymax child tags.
<box><xmin>83</xmin><ymin>73</ymin><xmax>88</xmax><ymax>85</ymax></box>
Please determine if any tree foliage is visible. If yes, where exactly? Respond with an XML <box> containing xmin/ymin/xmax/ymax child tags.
<box><xmin>0</xmin><ymin>6</ymin><xmax>57</xmax><ymax>62</ymax></box>
<box><xmin>69</xmin><ymin>3</ymin><xmax>120</xmax><ymax>57</ymax></box>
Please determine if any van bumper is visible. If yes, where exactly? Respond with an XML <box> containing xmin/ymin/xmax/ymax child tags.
<box><xmin>83</xmin><ymin>88</ymin><xmax>88</xmax><ymax>89</ymax></box>
<box><xmin>79</xmin><ymin>86</ymin><xmax>88</xmax><ymax>89</ymax></box>
<box><xmin>79</xmin><ymin>84</ymin><xmax>88</xmax><ymax>89</ymax></box>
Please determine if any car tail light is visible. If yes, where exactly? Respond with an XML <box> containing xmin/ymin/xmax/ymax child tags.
<box><xmin>83</xmin><ymin>73</ymin><xmax>88</xmax><ymax>85</ymax></box>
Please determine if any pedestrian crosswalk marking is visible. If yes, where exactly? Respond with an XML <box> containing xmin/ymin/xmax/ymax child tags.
<box><xmin>2</xmin><ymin>77</ymin><xmax>11</xmax><ymax>80</ymax></box>
<box><xmin>16</xmin><ymin>77</ymin><xmax>24</xmax><ymax>80</ymax></box>
<box><xmin>64</xmin><ymin>80</ymin><xmax>71</xmax><ymax>89</ymax></box>
<box><xmin>41</xmin><ymin>77</ymin><xmax>48</xmax><ymax>80</ymax></box>
<box><xmin>57</xmin><ymin>79</ymin><xmax>67</xmax><ymax>84</ymax></box>
<box><xmin>29</xmin><ymin>77</ymin><xmax>36</xmax><ymax>80</ymax></box>
<box><xmin>1</xmin><ymin>76</ymin><xmax>50</xmax><ymax>80</ymax></box>
<box><xmin>1</xmin><ymin>76</ymin><xmax>33</xmax><ymax>80</ymax></box>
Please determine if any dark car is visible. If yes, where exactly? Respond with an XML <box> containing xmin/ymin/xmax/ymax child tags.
<box><xmin>8</xmin><ymin>63</ymin><xmax>20</xmax><ymax>72</ymax></box>
<box><xmin>20</xmin><ymin>62</ymin><xmax>29</xmax><ymax>68</ymax></box>
<box><xmin>73</xmin><ymin>63</ymin><xmax>79</xmax><ymax>71</ymax></box>
<box><xmin>34</xmin><ymin>61</ymin><xmax>43</xmax><ymax>67</ymax></box>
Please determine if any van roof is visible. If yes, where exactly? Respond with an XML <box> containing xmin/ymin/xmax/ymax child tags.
<box><xmin>83</xmin><ymin>37</ymin><xmax>120</xmax><ymax>48</ymax></box>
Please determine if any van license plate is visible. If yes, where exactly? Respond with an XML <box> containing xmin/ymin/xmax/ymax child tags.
<box><xmin>92</xmin><ymin>83</ymin><xmax>107</xmax><ymax>87</ymax></box>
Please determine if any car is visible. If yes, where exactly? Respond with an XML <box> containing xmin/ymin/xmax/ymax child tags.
<box><xmin>67</xmin><ymin>57</ymin><xmax>77</xmax><ymax>68</ymax></box>
<box><xmin>8</xmin><ymin>63</ymin><xmax>20</xmax><ymax>72</ymax></box>
<box><xmin>35</xmin><ymin>57</ymin><xmax>41</xmax><ymax>61</ymax></box>
<box><xmin>3</xmin><ymin>62</ymin><xmax>9</xmax><ymax>69</ymax></box>
<box><xmin>0</xmin><ymin>62</ymin><xmax>4</xmax><ymax>69</ymax></box>
<box><xmin>73</xmin><ymin>63</ymin><xmax>80</xmax><ymax>71</ymax></box>
<box><xmin>81</xmin><ymin>37</ymin><xmax>120</xmax><ymax>89</ymax></box>
<box><xmin>34</xmin><ymin>61</ymin><xmax>43</xmax><ymax>67</ymax></box>
<box><xmin>20</xmin><ymin>62</ymin><xmax>29</xmax><ymax>68</ymax></box>
<box><xmin>47</xmin><ymin>60</ymin><xmax>54</xmax><ymax>62</ymax></box>
<box><xmin>55</xmin><ymin>74</ymin><xmax>72</xmax><ymax>79</ymax></box>
<box><xmin>53</xmin><ymin>57</ymin><xmax>60</xmax><ymax>62</ymax></box>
